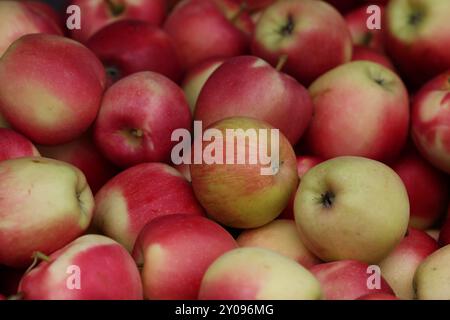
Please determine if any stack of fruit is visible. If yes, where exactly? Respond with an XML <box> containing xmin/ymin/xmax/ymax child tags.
<box><xmin>0</xmin><ymin>0</ymin><xmax>450</xmax><ymax>300</ymax></box>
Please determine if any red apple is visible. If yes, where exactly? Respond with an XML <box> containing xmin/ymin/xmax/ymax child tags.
<box><xmin>390</xmin><ymin>148</ymin><xmax>449</xmax><ymax>229</ymax></box>
<box><xmin>24</xmin><ymin>1</ymin><xmax>63</xmax><ymax>30</ymax></box>
<box><xmin>379</xmin><ymin>228</ymin><xmax>438</xmax><ymax>300</ymax></box>
<box><xmin>305</xmin><ymin>61</ymin><xmax>409</xmax><ymax>162</ymax></box>
<box><xmin>0</xmin><ymin>34</ymin><xmax>106</xmax><ymax>145</ymax></box>
<box><xmin>310</xmin><ymin>260</ymin><xmax>394</xmax><ymax>300</ymax></box>
<box><xmin>351</xmin><ymin>46</ymin><xmax>395</xmax><ymax>71</ymax></box>
<box><xmin>133</xmin><ymin>214</ymin><xmax>237</xmax><ymax>299</ymax></box>
<box><xmin>69</xmin><ymin>0</ymin><xmax>167</xmax><ymax>43</ymax></box>
<box><xmin>19</xmin><ymin>235</ymin><xmax>143</xmax><ymax>300</ymax></box>
<box><xmin>439</xmin><ymin>212</ymin><xmax>450</xmax><ymax>247</ymax></box>
<box><xmin>0</xmin><ymin>128</ymin><xmax>40</xmax><ymax>162</ymax></box>
<box><xmin>93</xmin><ymin>162</ymin><xmax>204</xmax><ymax>251</ymax></box>
<box><xmin>252</xmin><ymin>0</ymin><xmax>352</xmax><ymax>85</ymax></box>
<box><xmin>356</xmin><ymin>293</ymin><xmax>398</xmax><ymax>300</ymax></box>
<box><xmin>164</xmin><ymin>0</ymin><xmax>254</xmax><ymax>70</ymax></box>
<box><xmin>87</xmin><ymin>20</ymin><xmax>182</xmax><ymax>85</ymax></box>
<box><xmin>94</xmin><ymin>71</ymin><xmax>191</xmax><ymax>168</ymax></box>
<box><xmin>38</xmin><ymin>135</ymin><xmax>118</xmax><ymax>194</ymax></box>
<box><xmin>385</xmin><ymin>0</ymin><xmax>450</xmax><ymax>87</ymax></box>
<box><xmin>195</xmin><ymin>56</ymin><xmax>313</xmax><ymax>145</ymax></box>
<box><xmin>411</xmin><ymin>70</ymin><xmax>450</xmax><ymax>173</ymax></box>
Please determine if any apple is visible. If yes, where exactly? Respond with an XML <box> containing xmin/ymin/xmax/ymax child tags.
<box><xmin>93</xmin><ymin>162</ymin><xmax>204</xmax><ymax>251</ymax></box>
<box><xmin>69</xmin><ymin>0</ymin><xmax>167</xmax><ymax>43</ymax></box>
<box><xmin>0</xmin><ymin>0</ymin><xmax>62</xmax><ymax>57</ymax></box>
<box><xmin>295</xmin><ymin>156</ymin><xmax>410</xmax><ymax>264</ymax></box>
<box><xmin>87</xmin><ymin>20</ymin><xmax>182</xmax><ymax>85</ymax></box>
<box><xmin>251</xmin><ymin>0</ymin><xmax>352</xmax><ymax>85</ymax></box>
<box><xmin>351</xmin><ymin>46</ymin><xmax>395</xmax><ymax>71</ymax></box>
<box><xmin>24</xmin><ymin>1</ymin><xmax>63</xmax><ymax>30</ymax></box>
<box><xmin>182</xmin><ymin>58</ymin><xmax>225</xmax><ymax>113</ymax></box>
<box><xmin>237</xmin><ymin>219</ymin><xmax>321</xmax><ymax>268</ymax></box>
<box><xmin>0</xmin><ymin>34</ymin><xmax>106</xmax><ymax>145</ymax></box>
<box><xmin>190</xmin><ymin>117</ymin><xmax>298</xmax><ymax>229</ymax></box>
<box><xmin>305</xmin><ymin>61</ymin><xmax>409</xmax><ymax>162</ymax></box>
<box><xmin>0</xmin><ymin>128</ymin><xmax>40</xmax><ymax>162</ymax></box>
<box><xmin>345</xmin><ymin>5</ymin><xmax>385</xmax><ymax>53</ymax></box>
<box><xmin>164</xmin><ymin>0</ymin><xmax>254</xmax><ymax>70</ymax></box>
<box><xmin>133</xmin><ymin>214</ymin><xmax>237</xmax><ymax>299</ymax></box>
<box><xmin>198</xmin><ymin>247</ymin><xmax>322</xmax><ymax>300</ymax></box>
<box><xmin>310</xmin><ymin>260</ymin><xmax>394</xmax><ymax>300</ymax></box>
<box><xmin>414</xmin><ymin>244</ymin><xmax>450</xmax><ymax>299</ymax></box>
<box><xmin>390</xmin><ymin>148</ymin><xmax>449</xmax><ymax>229</ymax></box>
<box><xmin>356</xmin><ymin>293</ymin><xmax>398</xmax><ymax>300</ymax></box>
<box><xmin>19</xmin><ymin>234</ymin><xmax>143</xmax><ymax>300</ymax></box>
<box><xmin>0</xmin><ymin>157</ymin><xmax>94</xmax><ymax>268</ymax></box>
<box><xmin>195</xmin><ymin>55</ymin><xmax>313</xmax><ymax>145</ymax></box>
<box><xmin>0</xmin><ymin>114</ymin><xmax>9</xmax><ymax>128</ymax></box>
<box><xmin>439</xmin><ymin>212</ymin><xmax>450</xmax><ymax>247</ymax></box>
<box><xmin>94</xmin><ymin>71</ymin><xmax>191</xmax><ymax>168</ymax></box>
<box><xmin>379</xmin><ymin>228</ymin><xmax>438</xmax><ymax>300</ymax></box>
<box><xmin>38</xmin><ymin>134</ymin><xmax>118</xmax><ymax>194</ymax></box>
<box><xmin>411</xmin><ymin>70</ymin><xmax>450</xmax><ymax>173</ymax></box>
<box><xmin>385</xmin><ymin>0</ymin><xmax>450</xmax><ymax>87</ymax></box>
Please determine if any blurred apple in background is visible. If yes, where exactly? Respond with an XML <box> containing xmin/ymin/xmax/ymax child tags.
<box><xmin>0</xmin><ymin>128</ymin><xmax>40</xmax><ymax>162</ymax></box>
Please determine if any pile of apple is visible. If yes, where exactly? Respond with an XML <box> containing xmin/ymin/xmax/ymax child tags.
<box><xmin>0</xmin><ymin>0</ymin><xmax>450</xmax><ymax>301</ymax></box>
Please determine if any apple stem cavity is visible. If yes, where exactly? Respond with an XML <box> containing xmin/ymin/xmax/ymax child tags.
<box><xmin>320</xmin><ymin>191</ymin><xmax>335</xmax><ymax>209</ymax></box>
<box><xmin>276</xmin><ymin>54</ymin><xmax>289</xmax><ymax>71</ymax></box>
<box><xmin>105</xmin><ymin>0</ymin><xmax>125</xmax><ymax>17</ymax></box>
<box><xmin>279</xmin><ymin>14</ymin><xmax>295</xmax><ymax>36</ymax></box>
<box><xmin>408</xmin><ymin>11</ymin><xmax>424</xmax><ymax>26</ymax></box>
<box><xmin>105</xmin><ymin>65</ymin><xmax>121</xmax><ymax>83</ymax></box>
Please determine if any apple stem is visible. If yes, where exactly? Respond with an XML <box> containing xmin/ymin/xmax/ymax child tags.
<box><xmin>24</xmin><ymin>251</ymin><xmax>52</xmax><ymax>274</ymax></box>
<box><xmin>231</xmin><ymin>1</ymin><xmax>247</xmax><ymax>24</ymax></box>
<box><xmin>276</xmin><ymin>54</ymin><xmax>288</xmax><ymax>71</ymax></box>
<box><xmin>105</xmin><ymin>0</ymin><xmax>125</xmax><ymax>16</ymax></box>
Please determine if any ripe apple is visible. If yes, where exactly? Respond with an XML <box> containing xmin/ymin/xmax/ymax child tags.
<box><xmin>391</xmin><ymin>148</ymin><xmax>449</xmax><ymax>229</ymax></box>
<box><xmin>310</xmin><ymin>260</ymin><xmax>394</xmax><ymax>300</ymax></box>
<box><xmin>237</xmin><ymin>219</ymin><xmax>321</xmax><ymax>268</ymax></box>
<box><xmin>411</xmin><ymin>70</ymin><xmax>450</xmax><ymax>173</ymax></box>
<box><xmin>439</xmin><ymin>213</ymin><xmax>450</xmax><ymax>247</ymax></box>
<box><xmin>305</xmin><ymin>61</ymin><xmax>409</xmax><ymax>162</ymax></box>
<box><xmin>295</xmin><ymin>156</ymin><xmax>410</xmax><ymax>264</ymax></box>
<box><xmin>69</xmin><ymin>0</ymin><xmax>167</xmax><ymax>43</ymax></box>
<box><xmin>351</xmin><ymin>46</ymin><xmax>395</xmax><ymax>71</ymax></box>
<box><xmin>133</xmin><ymin>214</ymin><xmax>237</xmax><ymax>299</ymax></box>
<box><xmin>0</xmin><ymin>128</ymin><xmax>40</xmax><ymax>162</ymax></box>
<box><xmin>379</xmin><ymin>228</ymin><xmax>438</xmax><ymax>300</ymax></box>
<box><xmin>19</xmin><ymin>235</ymin><xmax>143</xmax><ymax>300</ymax></box>
<box><xmin>195</xmin><ymin>56</ymin><xmax>313</xmax><ymax>145</ymax></box>
<box><xmin>182</xmin><ymin>58</ymin><xmax>225</xmax><ymax>113</ymax></box>
<box><xmin>164</xmin><ymin>0</ymin><xmax>254</xmax><ymax>70</ymax></box>
<box><xmin>0</xmin><ymin>157</ymin><xmax>94</xmax><ymax>268</ymax></box>
<box><xmin>385</xmin><ymin>0</ymin><xmax>450</xmax><ymax>87</ymax></box>
<box><xmin>38</xmin><ymin>135</ymin><xmax>118</xmax><ymax>194</ymax></box>
<box><xmin>414</xmin><ymin>244</ymin><xmax>450</xmax><ymax>299</ymax></box>
<box><xmin>0</xmin><ymin>34</ymin><xmax>106</xmax><ymax>145</ymax></box>
<box><xmin>94</xmin><ymin>71</ymin><xmax>192</xmax><ymax>168</ymax></box>
<box><xmin>93</xmin><ymin>162</ymin><xmax>204</xmax><ymax>251</ymax></box>
<box><xmin>198</xmin><ymin>247</ymin><xmax>322</xmax><ymax>300</ymax></box>
<box><xmin>190</xmin><ymin>117</ymin><xmax>298</xmax><ymax>229</ymax></box>
<box><xmin>0</xmin><ymin>1</ymin><xmax>62</xmax><ymax>57</ymax></box>
<box><xmin>251</xmin><ymin>0</ymin><xmax>352</xmax><ymax>85</ymax></box>
<box><xmin>87</xmin><ymin>20</ymin><xmax>182</xmax><ymax>85</ymax></box>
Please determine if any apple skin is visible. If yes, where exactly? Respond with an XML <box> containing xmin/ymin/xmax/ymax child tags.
<box><xmin>23</xmin><ymin>1</ymin><xmax>63</xmax><ymax>30</ymax></box>
<box><xmin>0</xmin><ymin>1</ymin><xmax>62</xmax><ymax>57</ymax></box>
<box><xmin>237</xmin><ymin>0</ymin><xmax>275</xmax><ymax>12</ymax></box>
<box><xmin>310</xmin><ymin>260</ymin><xmax>394</xmax><ymax>300</ymax></box>
<box><xmin>0</xmin><ymin>157</ymin><xmax>94</xmax><ymax>268</ymax></box>
<box><xmin>87</xmin><ymin>20</ymin><xmax>182</xmax><ymax>85</ymax></box>
<box><xmin>251</xmin><ymin>0</ymin><xmax>352</xmax><ymax>86</ymax></box>
<box><xmin>195</xmin><ymin>56</ymin><xmax>313</xmax><ymax>145</ymax></box>
<box><xmin>69</xmin><ymin>0</ymin><xmax>167</xmax><ymax>43</ymax></box>
<box><xmin>305</xmin><ymin>61</ymin><xmax>409</xmax><ymax>162</ymax></box>
<box><xmin>132</xmin><ymin>214</ymin><xmax>237</xmax><ymax>300</ymax></box>
<box><xmin>439</xmin><ymin>212</ymin><xmax>450</xmax><ymax>247</ymax></box>
<box><xmin>351</xmin><ymin>46</ymin><xmax>395</xmax><ymax>71</ymax></box>
<box><xmin>190</xmin><ymin>117</ymin><xmax>299</xmax><ymax>229</ymax></box>
<box><xmin>93</xmin><ymin>162</ymin><xmax>204</xmax><ymax>251</ymax></box>
<box><xmin>94</xmin><ymin>71</ymin><xmax>192</xmax><ymax>168</ymax></box>
<box><xmin>411</xmin><ymin>70</ymin><xmax>450</xmax><ymax>174</ymax></box>
<box><xmin>237</xmin><ymin>219</ymin><xmax>321</xmax><ymax>268</ymax></box>
<box><xmin>0</xmin><ymin>128</ymin><xmax>40</xmax><ymax>162</ymax></box>
<box><xmin>182</xmin><ymin>58</ymin><xmax>225</xmax><ymax>114</ymax></box>
<box><xmin>356</xmin><ymin>293</ymin><xmax>399</xmax><ymax>300</ymax></box>
<box><xmin>385</xmin><ymin>0</ymin><xmax>450</xmax><ymax>87</ymax></box>
<box><xmin>0</xmin><ymin>34</ymin><xmax>106</xmax><ymax>145</ymax></box>
<box><xmin>38</xmin><ymin>135</ymin><xmax>118</xmax><ymax>194</ymax></box>
<box><xmin>18</xmin><ymin>235</ymin><xmax>143</xmax><ymax>300</ymax></box>
<box><xmin>164</xmin><ymin>0</ymin><xmax>254</xmax><ymax>70</ymax></box>
<box><xmin>414</xmin><ymin>244</ymin><xmax>450</xmax><ymax>300</ymax></box>
<box><xmin>379</xmin><ymin>228</ymin><xmax>438</xmax><ymax>300</ymax></box>
<box><xmin>295</xmin><ymin>156</ymin><xmax>410</xmax><ymax>264</ymax></box>
<box><xmin>390</xmin><ymin>148</ymin><xmax>449</xmax><ymax>230</ymax></box>
<box><xmin>198</xmin><ymin>247</ymin><xmax>322</xmax><ymax>300</ymax></box>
